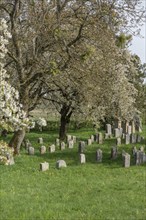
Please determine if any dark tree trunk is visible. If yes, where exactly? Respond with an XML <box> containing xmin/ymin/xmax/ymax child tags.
<box><xmin>59</xmin><ymin>105</ymin><xmax>73</xmax><ymax>140</ymax></box>
<box><xmin>9</xmin><ymin>129</ymin><xmax>26</xmax><ymax>155</ymax></box>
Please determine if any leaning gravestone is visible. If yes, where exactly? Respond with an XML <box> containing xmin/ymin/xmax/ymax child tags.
<box><xmin>125</xmin><ymin>134</ymin><xmax>130</xmax><ymax>145</ymax></box>
<box><xmin>40</xmin><ymin>162</ymin><xmax>49</xmax><ymax>171</ymax></box>
<box><xmin>78</xmin><ymin>141</ymin><xmax>86</xmax><ymax>153</ymax></box>
<box><xmin>38</xmin><ymin>137</ymin><xmax>43</xmax><ymax>144</ymax></box>
<box><xmin>39</xmin><ymin>146</ymin><xmax>46</xmax><ymax>154</ymax></box>
<box><xmin>60</xmin><ymin>142</ymin><xmax>65</xmax><ymax>150</ymax></box>
<box><xmin>56</xmin><ymin>160</ymin><xmax>67</xmax><ymax>169</ymax></box>
<box><xmin>48</xmin><ymin>144</ymin><xmax>55</xmax><ymax>153</ymax></box>
<box><xmin>116</xmin><ymin>137</ymin><xmax>121</xmax><ymax>146</ymax></box>
<box><xmin>122</xmin><ymin>152</ymin><xmax>130</xmax><ymax>168</ymax></box>
<box><xmin>28</xmin><ymin>146</ymin><xmax>34</xmax><ymax>155</ymax></box>
<box><xmin>79</xmin><ymin>154</ymin><xmax>86</xmax><ymax>164</ymax></box>
<box><xmin>68</xmin><ymin>140</ymin><xmax>74</xmax><ymax>149</ymax></box>
<box><xmin>96</xmin><ymin>149</ymin><xmax>102</xmax><ymax>162</ymax></box>
<box><xmin>111</xmin><ymin>147</ymin><xmax>118</xmax><ymax>159</ymax></box>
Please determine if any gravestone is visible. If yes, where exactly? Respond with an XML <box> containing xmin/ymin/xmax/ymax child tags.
<box><xmin>90</xmin><ymin>135</ymin><xmax>94</xmax><ymax>143</ymax></box>
<box><xmin>130</xmin><ymin>134</ymin><xmax>137</xmax><ymax>144</ymax></box>
<box><xmin>122</xmin><ymin>133</ymin><xmax>125</xmax><ymax>139</ymax></box>
<box><xmin>125</xmin><ymin>134</ymin><xmax>130</xmax><ymax>145</ymax></box>
<box><xmin>6</xmin><ymin>153</ymin><xmax>15</xmax><ymax>165</ymax></box>
<box><xmin>28</xmin><ymin>146</ymin><xmax>34</xmax><ymax>155</ymax></box>
<box><xmin>79</xmin><ymin>154</ymin><xmax>86</xmax><ymax>164</ymax></box>
<box><xmin>114</xmin><ymin>128</ymin><xmax>120</xmax><ymax>138</ymax></box>
<box><xmin>68</xmin><ymin>140</ymin><xmax>74</xmax><ymax>149</ymax></box>
<box><xmin>127</xmin><ymin>126</ymin><xmax>132</xmax><ymax>135</ymax></box>
<box><xmin>55</xmin><ymin>138</ymin><xmax>60</xmax><ymax>147</ymax></box>
<box><xmin>56</xmin><ymin>160</ymin><xmax>67</xmax><ymax>169</ymax></box>
<box><xmin>116</xmin><ymin>137</ymin><xmax>121</xmax><ymax>146</ymax></box>
<box><xmin>105</xmin><ymin>133</ymin><xmax>110</xmax><ymax>139</ymax></box>
<box><xmin>78</xmin><ymin>141</ymin><xmax>86</xmax><ymax>153</ymax></box>
<box><xmin>60</xmin><ymin>142</ymin><xmax>65</xmax><ymax>150</ymax></box>
<box><xmin>39</xmin><ymin>146</ymin><xmax>46</xmax><ymax>154</ymax></box>
<box><xmin>96</xmin><ymin>149</ymin><xmax>102</xmax><ymax>162</ymax></box>
<box><xmin>72</xmin><ymin>136</ymin><xmax>77</xmax><ymax>144</ymax></box>
<box><xmin>122</xmin><ymin>121</ymin><xmax>129</xmax><ymax>133</ymax></box>
<box><xmin>111</xmin><ymin>147</ymin><xmax>118</xmax><ymax>159</ymax></box>
<box><xmin>66</xmin><ymin>135</ymin><xmax>72</xmax><ymax>142</ymax></box>
<box><xmin>98</xmin><ymin>133</ymin><xmax>103</xmax><ymax>144</ymax></box>
<box><xmin>94</xmin><ymin>134</ymin><xmax>99</xmax><ymax>142</ymax></box>
<box><xmin>48</xmin><ymin>144</ymin><xmax>55</xmax><ymax>153</ymax></box>
<box><xmin>24</xmin><ymin>139</ymin><xmax>31</xmax><ymax>150</ymax></box>
<box><xmin>106</xmin><ymin>124</ymin><xmax>112</xmax><ymax>135</ymax></box>
<box><xmin>134</xmin><ymin>151</ymin><xmax>144</xmax><ymax>165</ymax></box>
<box><xmin>123</xmin><ymin>153</ymin><xmax>130</xmax><ymax>168</ymax></box>
<box><xmin>132</xmin><ymin>146</ymin><xmax>137</xmax><ymax>156</ymax></box>
<box><xmin>38</xmin><ymin>137</ymin><xmax>43</xmax><ymax>144</ymax></box>
<box><xmin>119</xmin><ymin>128</ymin><xmax>123</xmax><ymax>137</ymax></box>
<box><xmin>40</xmin><ymin>162</ymin><xmax>49</xmax><ymax>171</ymax></box>
<box><xmin>87</xmin><ymin>139</ymin><xmax>92</xmax><ymax>146</ymax></box>
<box><xmin>131</xmin><ymin>121</ymin><xmax>135</xmax><ymax>134</ymax></box>
<box><xmin>139</xmin><ymin>146</ymin><xmax>144</xmax><ymax>152</ymax></box>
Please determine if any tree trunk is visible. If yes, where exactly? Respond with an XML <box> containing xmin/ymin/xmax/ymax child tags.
<box><xmin>9</xmin><ymin>129</ymin><xmax>26</xmax><ymax>155</ymax></box>
<box><xmin>59</xmin><ymin>115</ymin><xmax>68</xmax><ymax>140</ymax></box>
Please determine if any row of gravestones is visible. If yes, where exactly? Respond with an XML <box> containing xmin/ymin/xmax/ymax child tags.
<box><xmin>40</xmin><ymin>146</ymin><xmax>146</xmax><ymax>171</ymax></box>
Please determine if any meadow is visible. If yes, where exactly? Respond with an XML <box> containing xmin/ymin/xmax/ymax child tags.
<box><xmin>0</xmin><ymin>125</ymin><xmax>146</xmax><ymax>220</ymax></box>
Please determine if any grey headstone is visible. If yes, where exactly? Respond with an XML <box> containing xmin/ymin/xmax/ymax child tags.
<box><xmin>132</xmin><ymin>146</ymin><xmax>137</xmax><ymax>156</ymax></box>
<box><xmin>39</xmin><ymin>146</ymin><xmax>46</xmax><ymax>154</ymax></box>
<box><xmin>104</xmin><ymin>133</ymin><xmax>110</xmax><ymax>139</ymax></box>
<box><xmin>98</xmin><ymin>133</ymin><xmax>103</xmax><ymax>144</ymax></box>
<box><xmin>55</xmin><ymin>138</ymin><xmax>60</xmax><ymax>147</ymax></box>
<box><xmin>127</xmin><ymin>126</ymin><xmax>132</xmax><ymax>135</ymax></box>
<box><xmin>40</xmin><ymin>162</ymin><xmax>49</xmax><ymax>171</ymax></box>
<box><xmin>68</xmin><ymin>140</ymin><xmax>74</xmax><ymax>149</ymax></box>
<box><xmin>38</xmin><ymin>137</ymin><xmax>43</xmax><ymax>144</ymax></box>
<box><xmin>56</xmin><ymin>160</ymin><xmax>67</xmax><ymax>169</ymax></box>
<box><xmin>123</xmin><ymin>153</ymin><xmax>130</xmax><ymax>168</ymax></box>
<box><xmin>78</xmin><ymin>141</ymin><xmax>86</xmax><ymax>153</ymax></box>
<box><xmin>66</xmin><ymin>135</ymin><xmax>72</xmax><ymax>142</ymax></box>
<box><xmin>96</xmin><ymin>149</ymin><xmax>102</xmax><ymax>162</ymax></box>
<box><xmin>48</xmin><ymin>144</ymin><xmax>55</xmax><ymax>153</ymax></box>
<box><xmin>28</xmin><ymin>146</ymin><xmax>34</xmax><ymax>155</ymax></box>
<box><xmin>137</xmin><ymin>135</ymin><xmax>141</xmax><ymax>143</ymax></box>
<box><xmin>90</xmin><ymin>135</ymin><xmax>94</xmax><ymax>143</ymax></box>
<box><xmin>106</xmin><ymin>124</ymin><xmax>112</xmax><ymax>135</ymax></box>
<box><xmin>72</xmin><ymin>136</ymin><xmax>77</xmax><ymax>143</ymax></box>
<box><xmin>60</xmin><ymin>142</ymin><xmax>65</xmax><ymax>150</ymax></box>
<box><xmin>114</xmin><ymin>128</ymin><xmax>120</xmax><ymax>138</ymax></box>
<box><xmin>130</xmin><ymin>134</ymin><xmax>137</xmax><ymax>144</ymax></box>
<box><xmin>122</xmin><ymin>133</ymin><xmax>125</xmax><ymax>139</ymax></box>
<box><xmin>87</xmin><ymin>139</ymin><xmax>92</xmax><ymax>146</ymax></box>
<box><xmin>125</xmin><ymin>134</ymin><xmax>130</xmax><ymax>145</ymax></box>
<box><xmin>131</xmin><ymin>121</ymin><xmax>135</xmax><ymax>134</ymax></box>
<box><xmin>139</xmin><ymin>146</ymin><xmax>144</xmax><ymax>152</ymax></box>
<box><xmin>79</xmin><ymin>154</ymin><xmax>86</xmax><ymax>164</ymax></box>
<box><xmin>94</xmin><ymin>134</ymin><xmax>99</xmax><ymax>142</ymax></box>
<box><xmin>111</xmin><ymin>147</ymin><xmax>118</xmax><ymax>159</ymax></box>
<box><xmin>134</xmin><ymin>151</ymin><xmax>144</xmax><ymax>165</ymax></box>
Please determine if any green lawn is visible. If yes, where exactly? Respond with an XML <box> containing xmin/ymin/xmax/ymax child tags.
<box><xmin>0</xmin><ymin>126</ymin><xmax>146</xmax><ymax>220</ymax></box>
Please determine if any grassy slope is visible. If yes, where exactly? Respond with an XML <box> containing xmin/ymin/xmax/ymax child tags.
<box><xmin>0</xmin><ymin>126</ymin><xmax>146</xmax><ymax>220</ymax></box>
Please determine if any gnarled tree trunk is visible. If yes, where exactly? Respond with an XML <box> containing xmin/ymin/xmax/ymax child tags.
<box><xmin>9</xmin><ymin>129</ymin><xmax>26</xmax><ymax>155</ymax></box>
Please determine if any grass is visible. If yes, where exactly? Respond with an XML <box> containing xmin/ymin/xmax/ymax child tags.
<box><xmin>0</xmin><ymin>126</ymin><xmax>146</xmax><ymax>220</ymax></box>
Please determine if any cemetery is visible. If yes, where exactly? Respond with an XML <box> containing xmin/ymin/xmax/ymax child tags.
<box><xmin>0</xmin><ymin>1</ymin><xmax>146</xmax><ymax>220</ymax></box>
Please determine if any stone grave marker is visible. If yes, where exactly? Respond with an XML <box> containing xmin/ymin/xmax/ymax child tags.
<box><xmin>38</xmin><ymin>137</ymin><xmax>43</xmax><ymax>144</ymax></box>
<box><xmin>96</xmin><ymin>149</ymin><xmax>102</xmax><ymax>162</ymax></box>
<box><xmin>130</xmin><ymin>134</ymin><xmax>137</xmax><ymax>144</ymax></box>
<box><xmin>72</xmin><ymin>136</ymin><xmax>77</xmax><ymax>143</ymax></box>
<box><xmin>68</xmin><ymin>140</ymin><xmax>74</xmax><ymax>149</ymax></box>
<box><xmin>125</xmin><ymin>134</ymin><xmax>130</xmax><ymax>145</ymax></box>
<box><xmin>114</xmin><ymin>128</ymin><xmax>120</xmax><ymax>138</ymax></box>
<box><xmin>40</xmin><ymin>162</ymin><xmax>49</xmax><ymax>171</ymax></box>
<box><xmin>28</xmin><ymin>146</ymin><xmax>34</xmax><ymax>155</ymax></box>
<box><xmin>56</xmin><ymin>160</ymin><xmax>67</xmax><ymax>169</ymax></box>
<box><xmin>122</xmin><ymin>152</ymin><xmax>130</xmax><ymax>168</ymax></box>
<box><xmin>66</xmin><ymin>135</ymin><xmax>72</xmax><ymax>142</ymax></box>
<box><xmin>39</xmin><ymin>146</ymin><xmax>46</xmax><ymax>154</ymax></box>
<box><xmin>111</xmin><ymin>147</ymin><xmax>118</xmax><ymax>159</ymax></box>
<box><xmin>78</xmin><ymin>141</ymin><xmax>86</xmax><ymax>153</ymax></box>
<box><xmin>116</xmin><ymin>137</ymin><xmax>121</xmax><ymax>146</ymax></box>
<box><xmin>60</xmin><ymin>142</ymin><xmax>65</xmax><ymax>150</ymax></box>
<box><xmin>98</xmin><ymin>133</ymin><xmax>103</xmax><ymax>144</ymax></box>
<box><xmin>79</xmin><ymin>154</ymin><xmax>86</xmax><ymax>164</ymax></box>
<box><xmin>48</xmin><ymin>144</ymin><xmax>55</xmax><ymax>153</ymax></box>
<box><xmin>106</xmin><ymin>124</ymin><xmax>112</xmax><ymax>135</ymax></box>
<box><xmin>55</xmin><ymin>138</ymin><xmax>60</xmax><ymax>147</ymax></box>
<box><xmin>139</xmin><ymin>146</ymin><xmax>144</xmax><ymax>152</ymax></box>
<box><xmin>127</xmin><ymin>126</ymin><xmax>132</xmax><ymax>135</ymax></box>
<box><xmin>134</xmin><ymin>151</ymin><xmax>144</xmax><ymax>165</ymax></box>
<box><xmin>90</xmin><ymin>135</ymin><xmax>94</xmax><ymax>143</ymax></box>
<box><xmin>87</xmin><ymin>139</ymin><xmax>92</xmax><ymax>146</ymax></box>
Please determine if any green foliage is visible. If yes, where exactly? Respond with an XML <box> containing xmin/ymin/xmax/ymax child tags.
<box><xmin>0</xmin><ymin>125</ymin><xmax>146</xmax><ymax>220</ymax></box>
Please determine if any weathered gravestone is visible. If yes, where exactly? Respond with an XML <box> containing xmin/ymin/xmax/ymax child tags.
<box><xmin>94</xmin><ymin>134</ymin><xmax>99</xmax><ymax>142</ymax></box>
<box><xmin>78</xmin><ymin>141</ymin><xmax>86</xmax><ymax>153</ymax></box>
<box><xmin>116</xmin><ymin>137</ymin><xmax>121</xmax><ymax>146</ymax></box>
<box><xmin>38</xmin><ymin>137</ymin><xmax>43</xmax><ymax>144</ymax></box>
<box><xmin>39</xmin><ymin>146</ymin><xmax>46</xmax><ymax>154</ymax></box>
<box><xmin>127</xmin><ymin>126</ymin><xmax>132</xmax><ymax>135</ymax></box>
<box><xmin>96</xmin><ymin>149</ymin><xmax>102</xmax><ymax>162</ymax></box>
<box><xmin>56</xmin><ymin>160</ymin><xmax>67</xmax><ymax>169</ymax></box>
<box><xmin>79</xmin><ymin>154</ymin><xmax>86</xmax><ymax>164</ymax></box>
<box><xmin>98</xmin><ymin>133</ymin><xmax>103</xmax><ymax>144</ymax></box>
<box><xmin>111</xmin><ymin>147</ymin><xmax>118</xmax><ymax>159</ymax></box>
<box><xmin>72</xmin><ymin>136</ymin><xmax>77</xmax><ymax>144</ymax></box>
<box><xmin>90</xmin><ymin>135</ymin><xmax>94</xmax><ymax>143</ymax></box>
<box><xmin>122</xmin><ymin>152</ymin><xmax>130</xmax><ymax>168</ymax></box>
<box><xmin>28</xmin><ymin>146</ymin><xmax>34</xmax><ymax>155</ymax></box>
<box><xmin>139</xmin><ymin>146</ymin><xmax>144</xmax><ymax>152</ymax></box>
<box><xmin>137</xmin><ymin>135</ymin><xmax>142</xmax><ymax>143</ymax></box>
<box><xmin>40</xmin><ymin>162</ymin><xmax>49</xmax><ymax>171</ymax></box>
<box><xmin>130</xmin><ymin>134</ymin><xmax>137</xmax><ymax>144</ymax></box>
<box><xmin>114</xmin><ymin>128</ymin><xmax>120</xmax><ymax>138</ymax></box>
<box><xmin>87</xmin><ymin>139</ymin><xmax>92</xmax><ymax>146</ymax></box>
<box><xmin>122</xmin><ymin>133</ymin><xmax>125</xmax><ymax>139</ymax></box>
<box><xmin>66</xmin><ymin>135</ymin><xmax>72</xmax><ymax>142</ymax></box>
<box><xmin>60</xmin><ymin>142</ymin><xmax>65</xmax><ymax>150</ymax></box>
<box><xmin>131</xmin><ymin>121</ymin><xmax>135</xmax><ymax>134</ymax></box>
<box><xmin>68</xmin><ymin>140</ymin><xmax>74</xmax><ymax>149</ymax></box>
<box><xmin>106</xmin><ymin>124</ymin><xmax>112</xmax><ymax>135</ymax></box>
<box><xmin>48</xmin><ymin>144</ymin><xmax>55</xmax><ymax>153</ymax></box>
<box><xmin>105</xmin><ymin>133</ymin><xmax>110</xmax><ymax>139</ymax></box>
<box><xmin>125</xmin><ymin>134</ymin><xmax>130</xmax><ymax>145</ymax></box>
<box><xmin>55</xmin><ymin>138</ymin><xmax>60</xmax><ymax>147</ymax></box>
<box><xmin>134</xmin><ymin>151</ymin><xmax>144</xmax><ymax>165</ymax></box>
